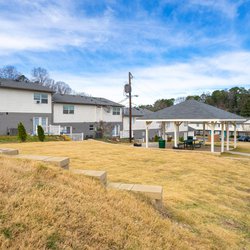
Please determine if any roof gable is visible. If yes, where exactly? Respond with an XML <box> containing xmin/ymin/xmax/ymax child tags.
<box><xmin>52</xmin><ymin>94</ymin><xmax>123</xmax><ymax>107</ymax></box>
<box><xmin>0</xmin><ymin>78</ymin><xmax>54</xmax><ymax>93</ymax></box>
<box><xmin>140</xmin><ymin>100</ymin><xmax>245</xmax><ymax>121</ymax></box>
<box><xmin>123</xmin><ymin>107</ymin><xmax>153</xmax><ymax>117</ymax></box>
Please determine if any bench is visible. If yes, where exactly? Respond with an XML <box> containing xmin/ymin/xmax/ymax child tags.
<box><xmin>14</xmin><ymin>155</ymin><xmax>70</xmax><ymax>169</ymax></box>
<box><xmin>72</xmin><ymin>169</ymin><xmax>107</xmax><ymax>185</ymax></box>
<box><xmin>107</xmin><ymin>182</ymin><xmax>163</xmax><ymax>204</ymax></box>
<box><xmin>0</xmin><ymin>148</ymin><xmax>19</xmax><ymax>155</ymax></box>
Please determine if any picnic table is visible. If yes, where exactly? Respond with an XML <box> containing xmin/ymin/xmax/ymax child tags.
<box><xmin>177</xmin><ymin>138</ymin><xmax>202</xmax><ymax>150</ymax></box>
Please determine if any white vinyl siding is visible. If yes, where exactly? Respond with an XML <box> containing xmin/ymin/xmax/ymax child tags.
<box><xmin>0</xmin><ymin>88</ymin><xmax>52</xmax><ymax>113</ymax></box>
<box><xmin>53</xmin><ymin>104</ymin><xmax>122</xmax><ymax>123</ymax></box>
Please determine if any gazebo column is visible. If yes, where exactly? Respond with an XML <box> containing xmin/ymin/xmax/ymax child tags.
<box><xmin>233</xmin><ymin>122</ymin><xmax>237</xmax><ymax>149</ymax></box>
<box><xmin>174</xmin><ymin>122</ymin><xmax>178</xmax><ymax>148</ymax></box>
<box><xmin>211</xmin><ymin>122</ymin><xmax>215</xmax><ymax>153</ymax></box>
<box><xmin>203</xmin><ymin>122</ymin><xmax>206</xmax><ymax>145</ymax></box>
<box><xmin>162</xmin><ymin>122</ymin><xmax>166</xmax><ymax>140</ymax></box>
<box><xmin>145</xmin><ymin>121</ymin><xmax>152</xmax><ymax>148</ymax></box>
<box><xmin>174</xmin><ymin>122</ymin><xmax>181</xmax><ymax>148</ymax></box>
<box><xmin>226</xmin><ymin>122</ymin><xmax>230</xmax><ymax>151</ymax></box>
<box><xmin>221</xmin><ymin>122</ymin><xmax>225</xmax><ymax>153</ymax></box>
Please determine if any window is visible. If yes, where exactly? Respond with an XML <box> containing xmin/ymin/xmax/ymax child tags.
<box><xmin>89</xmin><ymin>125</ymin><xmax>94</xmax><ymax>131</ymax></box>
<box><xmin>184</xmin><ymin>122</ymin><xmax>188</xmax><ymax>127</ymax></box>
<box><xmin>112</xmin><ymin>107</ymin><xmax>120</xmax><ymax>115</ymax></box>
<box><xmin>34</xmin><ymin>93</ymin><xmax>48</xmax><ymax>104</ymax></box>
<box><xmin>63</xmin><ymin>105</ymin><xmax>74</xmax><ymax>114</ymax></box>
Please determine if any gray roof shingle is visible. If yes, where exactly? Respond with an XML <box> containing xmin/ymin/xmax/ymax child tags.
<box><xmin>123</xmin><ymin>107</ymin><xmax>153</xmax><ymax>117</ymax></box>
<box><xmin>139</xmin><ymin>100</ymin><xmax>245</xmax><ymax>121</ymax></box>
<box><xmin>0</xmin><ymin>78</ymin><xmax>54</xmax><ymax>93</ymax></box>
<box><xmin>52</xmin><ymin>93</ymin><xmax>123</xmax><ymax>107</ymax></box>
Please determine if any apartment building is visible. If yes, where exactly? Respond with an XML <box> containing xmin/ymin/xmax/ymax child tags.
<box><xmin>52</xmin><ymin>93</ymin><xmax>123</xmax><ymax>138</ymax></box>
<box><xmin>0</xmin><ymin>78</ymin><xmax>54</xmax><ymax>135</ymax></box>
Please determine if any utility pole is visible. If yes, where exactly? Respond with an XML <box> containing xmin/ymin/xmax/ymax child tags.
<box><xmin>128</xmin><ymin>72</ymin><xmax>133</xmax><ymax>143</ymax></box>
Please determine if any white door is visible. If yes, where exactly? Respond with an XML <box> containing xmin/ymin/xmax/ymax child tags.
<box><xmin>33</xmin><ymin>117</ymin><xmax>48</xmax><ymax>135</ymax></box>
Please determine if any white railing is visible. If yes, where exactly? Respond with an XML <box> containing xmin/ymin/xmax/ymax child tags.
<box><xmin>44</xmin><ymin>125</ymin><xmax>61</xmax><ymax>135</ymax></box>
<box><xmin>65</xmin><ymin>133</ymin><xmax>84</xmax><ymax>141</ymax></box>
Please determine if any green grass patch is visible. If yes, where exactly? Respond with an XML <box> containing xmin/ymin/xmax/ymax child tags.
<box><xmin>0</xmin><ymin>135</ymin><xmax>65</xmax><ymax>144</ymax></box>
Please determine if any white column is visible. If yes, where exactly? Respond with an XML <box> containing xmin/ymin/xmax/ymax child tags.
<box><xmin>203</xmin><ymin>122</ymin><xmax>206</xmax><ymax>145</ymax></box>
<box><xmin>176</xmin><ymin>123</ymin><xmax>180</xmax><ymax>143</ymax></box>
<box><xmin>162</xmin><ymin>122</ymin><xmax>166</xmax><ymax>140</ymax></box>
<box><xmin>226</xmin><ymin>122</ymin><xmax>230</xmax><ymax>151</ymax></box>
<box><xmin>211</xmin><ymin>122</ymin><xmax>215</xmax><ymax>153</ymax></box>
<box><xmin>233</xmin><ymin>123</ymin><xmax>237</xmax><ymax>149</ymax></box>
<box><xmin>145</xmin><ymin>124</ymin><xmax>149</xmax><ymax>148</ymax></box>
<box><xmin>174</xmin><ymin>122</ymin><xmax>178</xmax><ymax>148</ymax></box>
<box><xmin>221</xmin><ymin>122</ymin><xmax>225</xmax><ymax>153</ymax></box>
<box><xmin>145</xmin><ymin>121</ymin><xmax>152</xmax><ymax>148</ymax></box>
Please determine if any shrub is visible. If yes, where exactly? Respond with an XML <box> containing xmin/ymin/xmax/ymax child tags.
<box><xmin>37</xmin><ymin>125</ymin><xmax>45</xmax><ymax>142</ymax></box>
<box><xmin>154</xmin><ymin>135</ymin><xmax>159</xmax><ymax>142</ymax></box>
<box><xmin>179</xmin><ymin>136</ymin><xmax>184</xmax><ymax>142</ymax></box>
<box><xmin>17</xmin><ymin>122</ymin><xmax>27</xmax><ymax>142</ymax></box>
<box><xmin>61</xmin><ymin>135</ymin><xmax>71</xmax><ymax>141</ymax></box>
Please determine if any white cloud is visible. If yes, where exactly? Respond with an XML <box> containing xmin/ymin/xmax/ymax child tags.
<box><xmin>0</xmin><ymin>0</ymin><xmax>243</xmax><ymax>55</ymax></box>
<box><xmin>50</xmin><ymin>51</ymin><xmax>250</xmax><ymax>105</ymax></box>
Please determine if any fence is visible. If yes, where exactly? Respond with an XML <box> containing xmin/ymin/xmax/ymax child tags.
<box><xmin>65</xmin><ymin>133</ymin><xmax>84</xmax><ymax>141</ymax></box>
<box><xmin>43</xmin><ymin>125</ymin><xmax>61</xmax><ymax>135</ymax></box>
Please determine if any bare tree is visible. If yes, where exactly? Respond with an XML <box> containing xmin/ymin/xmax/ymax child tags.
<box><xmin>53</xmin><ymin>81</ymin><xmax>72</xmax><ymax>94</ymax></box>
<box><xmin>174</xmin><ymin>97</ymin><xmax>185</xmax><ymax>104</ymax></box>
<box><xmin>31</xmin><ymin>67</ymin><xmax>50</xmax><ymax>86</ymax></box>
<box><xmin>72</xmin><ymin>90</ymin><xmax>89</xmax><ymax>96</ymax></box>
<box><xmin>0</xmin><ymin>65</ymin><xmax>21</xmax><ymax>79</ymax></box>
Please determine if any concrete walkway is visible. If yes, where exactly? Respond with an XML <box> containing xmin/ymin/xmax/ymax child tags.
<box><xmin>226</xmin><ymin>151</ymin><xmax>250</xmax><ymax>157</ymax></box>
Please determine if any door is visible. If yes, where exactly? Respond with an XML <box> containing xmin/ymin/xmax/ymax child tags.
<box><xmin>33</xmin><ymin>117</ymin><xmax>48</xmax><ymax>135</ymax></box>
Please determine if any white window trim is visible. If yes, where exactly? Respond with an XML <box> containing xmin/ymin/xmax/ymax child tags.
<box><xmin>34</xmin><ymin>93</ymin><xmax>48</xmax><ymax>104</ymax></box>
<box><xmin>63</xmin><ymin>105</ymin><xmax>74</xmax><ymax>114</ymax></box>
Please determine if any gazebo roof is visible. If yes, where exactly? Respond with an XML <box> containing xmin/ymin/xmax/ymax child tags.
<box><xmin>138</xmin><ymin>99</ymin><xmax>246</xmax><ymax>122</ymax></box>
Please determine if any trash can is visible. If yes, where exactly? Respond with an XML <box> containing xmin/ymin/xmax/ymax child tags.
<box><xmin>158</xmin><ymin>139</ymin><xmax>166</xmax><ymax>148</ymax></box>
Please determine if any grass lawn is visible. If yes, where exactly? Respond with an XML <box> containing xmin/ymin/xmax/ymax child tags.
<box><xmin>1</xmin><ymin>140</ymin><xmax>250</xmax><ymax>249</ymax></box>
<box><xmin>232</xmin><ymin>142</ymin><xmax>250</xmax><ymax>153</ymax></box>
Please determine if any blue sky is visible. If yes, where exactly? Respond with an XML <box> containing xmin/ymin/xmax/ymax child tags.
<box><xmin>0</xmin><ymin>0</ymin><xmax>250</xmax><ymax>105</ymax></box>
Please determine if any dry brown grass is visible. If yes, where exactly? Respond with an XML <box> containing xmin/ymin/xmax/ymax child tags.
<box><xmin>232</xmin><ymin>142</ymin><xmax>250</xmax><ymax>153</ymax></box>
<box><xmin>0</xmin><ymin>157</ymin><xmax>200</xmax><ymax>249</ymax></box>
<box><xmin>1</xmin><ymin>140</ymin><xmax>250</xmax><ymax>249</ymax></box>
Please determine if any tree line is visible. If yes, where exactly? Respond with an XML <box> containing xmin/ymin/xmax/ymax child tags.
<box><xmin>139</xmin><ymin>87</ymin><xmax>250</xmax><ymax>117</ymax></box>
<box><xmin>0</xmin><ymin>65</ymin><xmax>87</xmax><ymax>95</ymax></box>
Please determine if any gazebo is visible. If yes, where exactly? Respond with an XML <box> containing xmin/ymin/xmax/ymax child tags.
<box><xmin>137</xmin><ymin>100</ymin><xmax>246</xmax><ymax>153</ymax></box>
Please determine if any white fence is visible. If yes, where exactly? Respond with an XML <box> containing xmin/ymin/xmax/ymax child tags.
<box><xmin>39</xmin><ymin>125</ymin><xmax>84</xmax><ymax>141</ymax></box>
<box><xmin>44</xmin><ymin>125</ymin><xmax>61</xmax><ymax>135</ymax></box>
<box><xmin>65</xmin><ymin>133</ymin><xmax>84</xmax><ymax>141</ymax></box>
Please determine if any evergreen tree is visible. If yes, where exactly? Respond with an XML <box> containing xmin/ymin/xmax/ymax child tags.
<box><xmin>18</xmin><ymin>122</ymin><xmax>27</xmax><ymax>142</ymax></box>
<box><xmin>37</xmin><ymin>125</ymin><xmax>45</xmax><ymax>142</ymax></box>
